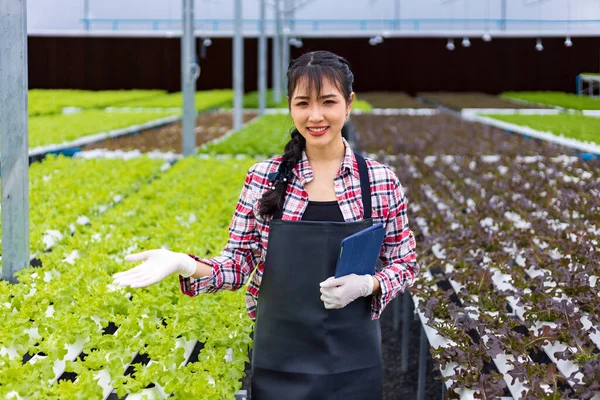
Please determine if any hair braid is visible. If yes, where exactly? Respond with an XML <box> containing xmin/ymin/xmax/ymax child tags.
<box><xmin>258</xmin><ymin>129</ymin><xmax>305</xmax><ymax>217</ymax></box>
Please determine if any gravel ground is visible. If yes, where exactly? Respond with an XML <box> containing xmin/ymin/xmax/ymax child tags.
<box><xmin>239</xmin><ymin>295</ymin><xmax>443</xmax><ymax>400</ymax></box>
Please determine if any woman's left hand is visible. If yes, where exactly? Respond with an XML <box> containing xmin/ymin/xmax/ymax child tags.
<box><xmin>319</xmin><ymin>274</ymin><xmax>374</xmax><ymax>309</ymax></box>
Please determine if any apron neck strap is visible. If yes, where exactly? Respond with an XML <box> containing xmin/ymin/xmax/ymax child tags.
<box><xmin>353</xmin><ymin>151</ymin><xmax>372</xmax><ymax>220</ymax></box>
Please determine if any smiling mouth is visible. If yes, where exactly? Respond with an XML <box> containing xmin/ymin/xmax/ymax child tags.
<box><xmin>307</xmin><ymin>126</ymin><xmax>329</xmax><ymax>135</ymax></box>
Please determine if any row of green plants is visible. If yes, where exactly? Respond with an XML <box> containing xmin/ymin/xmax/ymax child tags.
<box><xmin>222</xmin><ymin>89</ymin><xmax>372</xmax><ymax>110</ymax></box>
<box><xmin>31</xmin><ymin>88</ymin><xmax>600</xmax><ymax>117</ymax></box>
<box><xmin>482</xmin><ymin>113</ymin><xmax>600</xmax><ymax>145</ymax></box>
<box><xmin>199</xmin><ymin>113</ymin><xmax>294</xmax><ymax>157</ymax></box>
<box><xmin>0</xmin><ymin>156</ymin><xmax>257</xmax><ymax>399</ymax></box>
<box><xmin>28</xmin><ymin>89</ymin><xmax>235</xmax><ymax>116</ymax></box>
<box><xmin>29</xmin><ymin>89</ymin><xmax>165</xmax><ymax>117</ymax></box>
<box><xmin>27</xmin><ymin>89</ymin><xmax>374</xmax><ymax>150</ymax></box>
<box><xmin>224</xmin><ymin>90</ymin><xmax>289</xmax><ymax>109</ymax></box>
<box><xmin>500</xmin><ymin>91</ymin><xmax>600</xmax><ymax>111</ymax></box>
<box><xmin>117</xmin><ymin>89</ymin><xmax>235</xmax><ymax>111</ymax></box>
<box><xmin>198</xmin><ymin>110</ymin><xmax>376</xmax><ymax>157</ymax></box>
<box><xmin>0</xmin><ymin>155</ymin><xmax>167</xmax><ymax>269</ymax></box>
<box><xmin>111</xmin><ymin>88</ymin><xmax>372</xmax><ymax>111</ymax></box>
<box><xmin>29</xmin><ymin>88</ymin><xmax>374</xmax><ymax>115</ymax></box>
<box><xmin>29</xmin><ymin>110</ymin><xmax>178</xmax><ymax>148</ymax></box>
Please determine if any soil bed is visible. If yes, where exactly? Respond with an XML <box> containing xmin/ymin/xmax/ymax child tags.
<box><xmin>417</xmin><ymin>92</ymin><xmax>551</xmax><ymax>110</ymax></box>
<box><xmin>352</xmin><ymin>113</ymin><xmax>574</xmax><ymax>156</ymax></box>
<box><xmin>358</xmin><ymin>92</ymin><xmax>431</xmax><ymax>109</ymax></box>
<box><xmin>84</xmin><ymin>111</ymin><xmax>257</xmax><ymax>153</ymax></box>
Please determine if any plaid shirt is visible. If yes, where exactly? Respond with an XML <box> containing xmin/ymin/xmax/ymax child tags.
<box><xmin>180</xmin><ymin>138</ymin><xmax>419</xmax><ymax>321</ymax></box>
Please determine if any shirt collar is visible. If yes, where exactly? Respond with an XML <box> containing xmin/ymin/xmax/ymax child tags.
<box><xmin>292</xmin><ymin>137</ymin><xmax>359</xmax><ymax>183</ymax></box>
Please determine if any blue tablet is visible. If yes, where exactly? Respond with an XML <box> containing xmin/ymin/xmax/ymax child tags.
<box><xmin>335</xmin><ymin>223</ymin><xmax>386</xmax><ymax>278</ymax></box>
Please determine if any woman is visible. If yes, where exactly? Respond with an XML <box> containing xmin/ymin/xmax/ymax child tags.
<box><xmin>113</xmin><ymin>50</ymin><xmax>420</xmax><ymax>400</ymax></box>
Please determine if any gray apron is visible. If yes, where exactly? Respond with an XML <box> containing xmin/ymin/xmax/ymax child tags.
<box><xmin>251</xmin><ymin>152</ymin><xmax>383</xmax><ymax>400</ymax></box>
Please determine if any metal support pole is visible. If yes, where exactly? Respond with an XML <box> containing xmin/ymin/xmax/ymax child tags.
<box><xmin>83</xmin><ymin>0</ymin><xmax>90</xmax><ymax>31</ymax></box>
<box><xmin>1</xmin><ymin>0</ymin><xmax>30</xmax><ymax>283</ymax></box>
<box><xmin>272</xmin><ymin>0</ymin><xmax>282</xmax><ymax>103</ymax></box>
<box><xmin>400</xmin><ymin>291</ymin><xmax>411</xmax><ymax>373</ymax></box>
<box><xmin>281</xmin><ymin>0</ymin><xmax>291</xmax><ymax>96</ymax></box>
<box><xmin>500</xmin><ymin>0</ymin><xmax>507</xmax><ymax>31</ymax></box>
<box><xmin>233</xmin><ymin>0</ymin><xmax>244</xmax><ymax>131</ymax></box>
<box><xmin>181</xmin><ymin>0</ymin><xmax>199</xmax><ymax>156</ymax></box>
<box><xmin>258</xmin><ymin>0</ymin><xmax>267</xmax><ymax>115</ymax></box>
<box><xmin>417</xmin><ymin>324</ymin><xmax>428</xmax><ymax>400</ymax></box>
<box><xmin>394</xmin><ymin>0</ymin><xmax>400</xmax><ymax>30</ymax></box>
<box><xmin>290</xmin><ymin>0</ymin><xmax>296</xmax><ymax>31</ymax></box>
<box><xmin>281</xmin><ymin>39</ymin><xmax>288</xmax><ymax>98</ymax></box>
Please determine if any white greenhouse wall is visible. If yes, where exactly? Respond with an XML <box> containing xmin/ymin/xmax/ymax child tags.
<box><xmin>27</xmin><ymin>0</ymin><xmax>600</xmax><ymax>36</ymax></box>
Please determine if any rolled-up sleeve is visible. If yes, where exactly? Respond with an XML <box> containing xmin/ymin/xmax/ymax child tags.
<box><xmin>180</xmin><ymin>165</ymin><xmax>262</xmax><ymax>297</ymax></box>
<box><xmin>371</xmin><ymin>176</ymin><xmax>420</xmax><ymax>319</ymax></box>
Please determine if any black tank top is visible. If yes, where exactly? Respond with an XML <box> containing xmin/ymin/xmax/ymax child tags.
<box><xmin>301</xmin><ymin>200</ymin><xmax>344</xmax><ymax>222</ymax></box>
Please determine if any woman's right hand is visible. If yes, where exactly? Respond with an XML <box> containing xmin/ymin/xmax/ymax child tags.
<box><xmin>112</xmin><ymin>249</ymin><xmax>198</xmax><ymax>288</ymax></box>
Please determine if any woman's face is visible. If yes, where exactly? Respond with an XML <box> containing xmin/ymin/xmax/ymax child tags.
<box><xmin>289</xmin><ymin>77</ymin><xmax>353</xmax><ymax>149</ymax></box>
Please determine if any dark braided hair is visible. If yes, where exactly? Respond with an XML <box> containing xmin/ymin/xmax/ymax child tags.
<box><xmin>258</xmin><ymin>50</ymin><xmax>355</xmax><ymax>218</ymax></box>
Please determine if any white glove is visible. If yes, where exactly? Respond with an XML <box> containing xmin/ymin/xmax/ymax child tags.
<box><xmin>112</xmin><ymin>249</ymin><xmax>198</xmax><ymax>288</ymax></box>
<box><xmin>319</xmin><ymin>274</ymin><xmax>375</xmax><ymax>309</ymax></box>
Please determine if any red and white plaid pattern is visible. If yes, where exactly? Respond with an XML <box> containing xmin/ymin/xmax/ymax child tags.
<box><xmin>180</xmin><ymin>138</ymin><xmax>419</xmax><ymax>320</ymax></box>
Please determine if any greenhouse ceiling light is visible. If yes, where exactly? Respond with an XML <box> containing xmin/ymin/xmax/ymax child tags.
<box><xmin>289</xmin><ymin>37</ymin><xmax>303</xmax><ymax>48</ymax></box>
<box><xmin>461</xmin><ymin>37</ymin><xmax>471</xmax><ymax>47</ymax></box>
<box><xmin>535</xmin><ymin>38</ymin><xmax>544</xmax><ymax>51</ymax></box>
<box><xmin>564</xmin><ymin>36</ymin><xmax>573</xmax><ymax>47</ymax></box>
<box><xmin>446</xmin><ymin>38</ymin><xmax>455</xmax><ymax>51</ymax></box>
<box><xmin>369</xmin><ymin>35</ymin><xmax>383</xmax><ymax>46</ymax></box>
<box><xmin>482</xmin><ymin>32</ymin><xmax>492</xmax><ymax>42</ymax></box>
